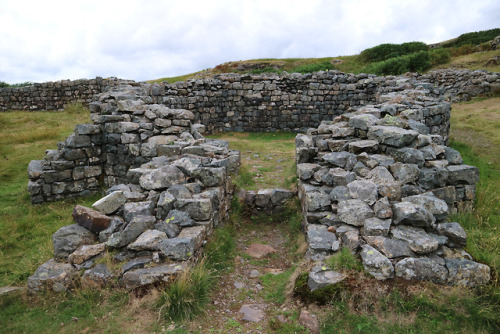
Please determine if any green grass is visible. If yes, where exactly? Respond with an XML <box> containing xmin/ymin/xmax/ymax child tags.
<box><xmin>157</xmin><ymin>260</ymin><xmax>214</xmax><ymax>322</ymax></box>
<box><xmin>326</xmin><ymin>247</ymin><xmax>364</xmax><ymax>272</ymax></box>
<box><xmin>207</xmin><ymin>132</ymin><xmax>297</xmax><ymax>191</ymax></box>
<box><xmin>0</xmin><ymin>107</ymin><xmax>92</xmax><ymax>286</ymax></box>
<box><xmin>260</xmin><ymin>267</ymin><xmax>295</xmax><ymax>305</ymax></box>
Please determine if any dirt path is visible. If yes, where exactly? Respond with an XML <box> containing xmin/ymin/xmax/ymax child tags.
<box><xmin>184</xmin><ymin>213</ymin><xmax>308</xmax><ymax>333</ymax></box>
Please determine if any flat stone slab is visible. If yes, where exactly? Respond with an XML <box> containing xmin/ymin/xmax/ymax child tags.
<box><xmin>27</xmin><ymin>259</ymin><xmax>77</xmax><ymax>293</ymax></box>
<box><xmin>246</xmin><ymin>243</ymin><xmax>277</xmax><ymax>259</ymax></box>
<box><xmin>123</xmin><ymin>262</ymin><xmax>187</xmax><ymax>289</ymax></box>
<box><xmin>92</xmin><ymin>191</ymin><xmax>126</xmax><ymax>214</ymax></box>
<box><xmin>72</xmin><ymin>205</ymin><xmax>112</xmax><ymax>233</ymax></box>
<box><xmin>0</xmin><ymin>286</ymin><xmax>25</xmax><ymax>295</ymax></box>
<box><xmin>308</xmin><ymin>264</ymin><xmax>347</xmax><ymax>291</ymax></box>
<box><xmin>239</xmin><ymin>304</ymin><xmax>265</xmax><ymax>322</ymax></box>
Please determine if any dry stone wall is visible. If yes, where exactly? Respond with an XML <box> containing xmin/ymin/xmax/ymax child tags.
<box><xmin>0</xmin><ymin>77</ymin><xmax>126</xmax><ymax>111</ymax></box>
<box><xmin>296</xmin><ymin>86</ymin><xmax>490</xmax><ymax>287</ymax></box>
<box><xmin>25</xmin><ymin>68</ymin><xmax>497</xmax><ymax>291</ymax></box>
<box><xmin>27</xmin><ymin>84</ymin><xmax>241</xmax><ymax>292</ymax></box>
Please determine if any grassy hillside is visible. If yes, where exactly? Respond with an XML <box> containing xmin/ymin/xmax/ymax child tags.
<box><xmin>151</xmin><ymin>28</ymin><xmax>499</xmax><ymax>83</ymax></box>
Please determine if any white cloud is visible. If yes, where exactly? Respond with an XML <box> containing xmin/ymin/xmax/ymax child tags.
<box><xmin>0</xmin><ymin>0</ymin><xmax>498</xmax><ymax>83</ymax></box>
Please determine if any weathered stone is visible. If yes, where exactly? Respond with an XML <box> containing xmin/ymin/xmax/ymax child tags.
<box><xmin>338</xmin><ymin>199</ymin><xmax>374</xmax><ymax>226</ymax></box>
<box><xmin>158</xmin><ymin>226</ymin><xmax>206</xmax><ymax>260</ymax></box>
<box><xmin>444</xmin><ymin>147</ymin><xmax>463</xmax><ymax>165</ymax></box>
<box><xmin>418</xmin><ymin>167</ymin><xmax>449</xmax><ymax>190</ymax></box>
<box><xmin>373</xmin><ymin>197</ymin><xmax>392</xmax><ymax>218</ymax></box>
<box><xmin>348</xmin><ymin>140</ymin><xmax>379</xmax><ymax>154</ymax></box>
<box><xmin>98</xmin><ymin>217</ymin><xmax>125</xmax><ymax>243</ymax></box>
<box><xmin>156</xmin><ymin>190</ymin><xmax>176</xmax><ymax>220</ymax></box>
<box><xmin>322</xmin><ymin>151</ymin><xmax>357</xmax><ymax>168</ymax></box>
<box><xmin>395</xmin><ymin>258</ymin><xmax>448</xmax><ymax>284</ymax></box>
<box><xmin>445</xmin><ymin>258</ymin><xmax>490</xmax><ymax>287</ymax></box>
<box><xmin>127</xmin><ymin>229</ymin><xmax>168</xmax><ymax>251</ymax></box>
<box><xmin>139</xmin><ymin>165</ymin><xmax>187</xmax><ymax>190</ymax></box>
<box><xmin>28</xmin><ymin>160</ymin><xmax>44</xmax><ymax>179</ymax></box>
<box><xmin>92</xmin><ymin>191</ymin><xmax>126</xmax><ymax>214</ymax></box>
<box><xmin>437</xmin><ymin>222</ymin><xmax>467</xmax><ymax>247</ymax></box>
<box><xmin>305</xmin><ymin>191</ymin><xmax>331</xmax><ymax>212</ymax></box>
<box><xmin>106</xmin><ymin>215</ymin><xmax>155</xmax><ymax>248</ymax></box>
<box><xmin>121</xmin><ymin>256</ymin><xmax>153</xmax><ymax>273</ymax></box>
<box><xmin>154</xmin><ymin>219</ymin><xmax>181</xmax><ymax>238</ymax></box>
<box><xmin>386</xmin><ymin>147</ymin><xmax>425</xmax><ymax>168</ymax></box>
<box><xmin>329</xmin><ymin>186</ymin><xmax>351</xmax><ymax>203</ymax></box>
<box><xmin>392</xmin><ymin>202</ymin><xmax>435</xmax><ymax>227</ymax></box>
<box><xmin>239</xmin><ymin>305</ymin><xmax>265</xmax><ymax>323</ymax></box>
<box><xmin>175</xmin><ymin>198</ymin><xmax>212</xmax><ymax>220</ymax></box>
<box><xmin>349</xmin><ymin>114</ymin><xmax>378</xmax><ymax>130</ymax></box>
<box><xmin>123</xmin><ymin>262</ymin><xmax>187</xmax><ymax>289</ymax></box>
<box><xmin>363</xmin><ymin>217</ymin><xmax>391</xmax><ymax>237</ymax></box>
<box><xmin>446</xmin><ymin>165</ymin><xmax>479</xmax><ymax>185</ymax></box>
<box><xmin>364</xmin><ymin>236</ymin><xmax>414</xmax><ymax>258</ymax></box>
<box><xmin>72</xmin><ymin>205</ymin><xmax>112</xmax><ymax>233</ymax></box>
<box><xmin>391</xmin><ymin>226</ymin><xmax>439</xmax><ymax>254</ymax></box>
<box><xmin>27</xmin><ymin>259</ymin><xmax>77</xmax><ymax>293</ymax></box>
<box><xmin>52</xmin><ymin>224</ymin><xmax>97</xmax><ymax>261</ymax></box>
<box><xmin>255</xmin><ymin>189</ymin><xmax>273</xmax><ymax>207</ymax></box>
<box><xmin>123</xmin><ymin>201</ymin><xmax>155</xmax><ymax>222</ymax></box>
<box><xmin>192</xmin><ymin>167</ymin><xmax>226</xmax><ymax>187</ymax></box>
<box><xmin>360</xmin><ymin>244</ymin><xmax>394</xmax><ymax>280</ymax></box>
<box><xmin>307</xmin><ymin>224</ymin><xmax>340</xmax><ymax>257</ymax></box>
<box><xmin>297</xmin><ymin>163</ymin><xmax>320</xmax><ymax>180</ymax></box>
<box><xmin>389</xmin><ymin>163</ymin><xmax>420</xmax><ymax>184</ymax></box>
<box><xmin>165</xmin><ymin>210</ymin><xmax>195</xmax><ymax>227</ymax></box>
<box><xmin>246</xmin><ymin>243</ymin><xmax>277</xmax><ymax>258</ymax></box>
<box><xmin>367</xmin><ymin>166</ymin><xmax>395</xmax><ymax>184</ymax></box>
<box><xmin>68</xmin><ymin>243</ymin><xmax>106</xmax><ymax>265</ymax></box>
<box><xmin>402</xmin><ymin>193</ymin><xmax>448</xmax><ymax>220</ymax></box>
<box><xmin>368</xmin><ymin>125</ymin><xmax>418</xmax><ymax>147</ymax></box>
<box><xmin>322</xmin><ymin>168</ymin><xmax>357</xmax><ymax>187</ymax></box>
<box><xmin>271</xmin><ymin>189</ymin><xmax>293</xmax><ymax>206</ymax></box>
<box><xmin>377</xmin><ymin>181</ymin><xmax>402</xmax><ymax>201</ymax></box>
<box><xmin>347</xmin><ymin>180</ymin><xmax>378</xmax><ymax>205</ymax></box>
<box><xmin>81</xmin><ymin>263</ymin><xmax>114</xmax><ymax>288</ymax></box>
<box><xmin>341</xmin><ymin>229</ymin><xmax>360</xmax><ymax>251</ymax></box>
<box><xmin>307</xmin><ymin>264</ymin><xmax>346</xmax><ymax>291</ymax></box>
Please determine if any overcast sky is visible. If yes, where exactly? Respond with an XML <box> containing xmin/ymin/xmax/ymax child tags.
<box><xmin>0</xmin><ymin>0</ymin><xmax>498</xmax><ymax>83</ymax></box>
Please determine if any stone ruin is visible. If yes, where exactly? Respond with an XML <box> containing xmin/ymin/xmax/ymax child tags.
<box><xmin>25</xmin><ymin>70</ymin><xmax>495</xmax><ymax>293</ymax></box>
<box><xmin>28</xmin><ymin>84</ymin><xmax>241</xmax><ymax>291</ymax></box>
<box><xmin>297</xmin><ymin>87</ymin><xmax>491</xmax><ymax>288</ymax></box>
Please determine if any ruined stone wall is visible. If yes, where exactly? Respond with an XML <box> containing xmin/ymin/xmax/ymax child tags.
<box><xmin>0</xmin><ymin>77</ymin><xmax>126</xmax><ymax>111</ymax></box>
<box><xmin>296</xmin><ymin>86</ymin><xmax>490</xmax><ymax>287</ymax></box>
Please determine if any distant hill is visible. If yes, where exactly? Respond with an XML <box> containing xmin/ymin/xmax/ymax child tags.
<box><xmin>151</xmin><ymin>28</ymin><xmax>500</xmax><ymax>84</ymax></box>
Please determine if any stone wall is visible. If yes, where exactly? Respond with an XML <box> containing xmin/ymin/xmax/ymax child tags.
<box><xmin>2</xmin><ymin>69</ymin><xmax>499</xmax><ymax>132</ymax></box>
<box><xmin>0</xmin><ymin>77</ymin><xmax>126</xmax><ymax>111</ymax></box>
<box><xmin>296</xmin><ymin>86</ymin><xmax>490</xmax><ymax>286</ymax></box>
<box><xmin>27</xmin><ymin>85</ymin><xmax>241</xmax><ymax>292</ymax></box>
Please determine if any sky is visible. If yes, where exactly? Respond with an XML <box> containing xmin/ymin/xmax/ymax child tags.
<box><xmin>0</xmin><ymin>0</ymin><xmax>498</xmax><ymax>84</ymax></box>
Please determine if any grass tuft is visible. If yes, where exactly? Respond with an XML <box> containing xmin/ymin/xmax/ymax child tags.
<box><xmin>157</xmin><ymin>260</ymin><xmax>214</xmax><ymax>322</ymax></box>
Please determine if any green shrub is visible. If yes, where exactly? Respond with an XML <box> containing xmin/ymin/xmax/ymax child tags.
<box><xmin>430</xmin><ymin>48</ymin><xmax>451</xmax><ymax>66</ymax></box>
<box><xmin>249</xmin><ymin>67</ymin><xmax>281</xmax><ymax>75</ymax></box>
<box><xmin>291</xmin><ymin>61</ymin><xmax>335</xmax><ymax>73</ymax></box>
<box><xmin>449</xmin><ymin>44</ymin><xmax>478</xmax><ymax>57</ymax></box>
<box><xmin>442</xmin><ymin>28</ymin><xmax>500</xmax><ymax>48</ymax></box>
<box><xmin>359</xmin><ymin>42</ymin><xmax>428</xmax><ymax>63</ymax></box>
<box><xmin>0</xmin><ymin>81</ymin><xmax>9</xmax><ymax>88</ymax></box>
<box><xmin>363</xmin><ymin>50</ymin><xmax>431</xmax><ymax>75</ymax></box>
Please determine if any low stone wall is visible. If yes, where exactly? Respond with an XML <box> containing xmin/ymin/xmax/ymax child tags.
<box><xmin>410</xmin><ymin>69</ymin><xmax>500</xmax><ymax>102</ymax></box>
<box><xmin>240</xmin><ymin>188</ymin><xmax>295</xmax><ymax>214</ymax></box>
<box><xmin>0</xmin><ymin>77</ymin><xmax>126</xmax><ymax>111</ymax></box>
<box><xmin>296</xmin><ymin>86</ymin><xmax>490</xmax><ymax>286</ymax></box>
<box><xmin>27</xmin><ymin>87</ymin><xmax>241</xmax><ymax>292</ymax></box>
